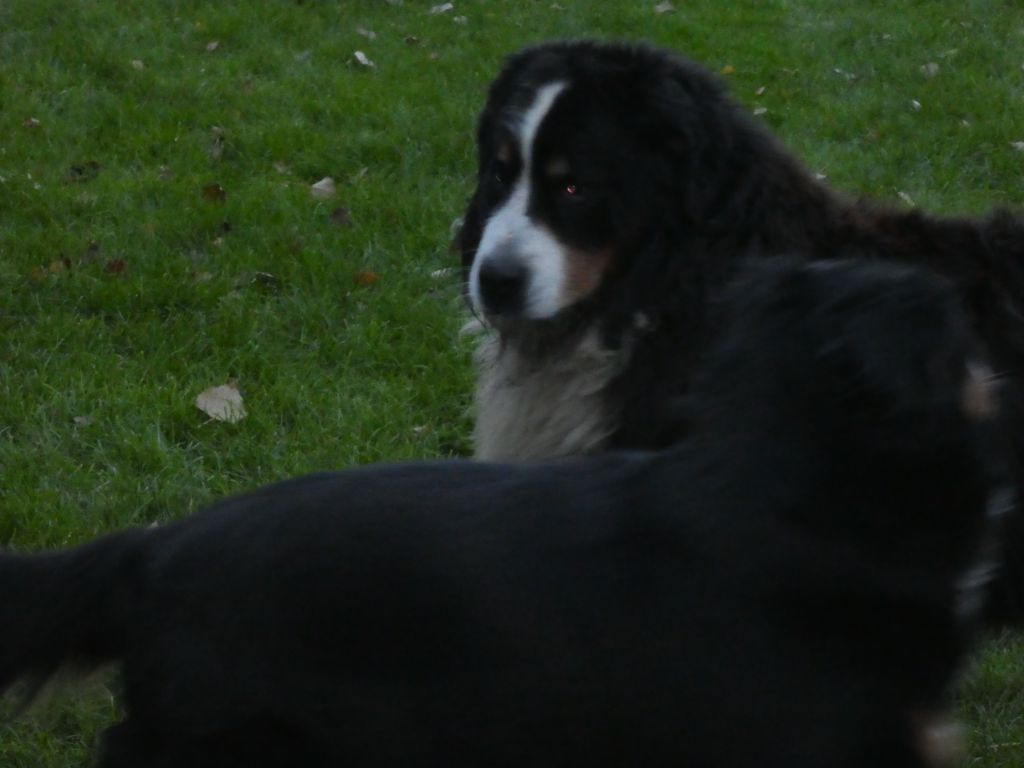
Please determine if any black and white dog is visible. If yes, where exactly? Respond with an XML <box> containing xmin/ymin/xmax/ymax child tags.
<box><xmin>1</xmin><ymin>259</ymin><xmax>1008</xmax><ymax>767</ymax></box>
<box><xmin>456</xmin><ymin>40</ymin><xmax>1024</xmax><ymax>624</ymax></box>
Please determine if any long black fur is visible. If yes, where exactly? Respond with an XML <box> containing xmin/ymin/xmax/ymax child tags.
<box><xmin>0</xmin><ymin>259</ymin><xmax>1008</xmax><ymax>767</ymax></box>
<box><xmin>456</xmin><ymin>41</ymin><xmax>1024</xmax><ymax>624</ymax></box>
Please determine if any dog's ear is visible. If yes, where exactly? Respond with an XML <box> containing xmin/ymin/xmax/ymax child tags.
<box><xmin>647</xmin><ymin>55</ymin><xmax>819</xmax><ymax>243</ymax></box>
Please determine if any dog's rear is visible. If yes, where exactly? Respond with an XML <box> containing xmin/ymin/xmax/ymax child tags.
<box><xmin>0</xmin><ymin>530</ymin><xmax>145</xmax><ymax>694</ymax></box>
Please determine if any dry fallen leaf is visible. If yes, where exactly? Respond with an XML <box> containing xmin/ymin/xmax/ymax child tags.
<box><xmin>752</xmin><ymin>107</ymin><xmax>768</xmax><ymax>116</ymax></box>
<box><xmin>23</xmin><ymin>116</ymin><xmax>41</xmax><ymax>129</ymax></box>
<box><xmin>721</xmin><ymin>64</ymin><xmax>735</xmax><ymax>75</ymax></box>
<box><xmin>66</xmin><ymin>160</ymin><xmax>101</xmax><ymax>183</ymax></box>
<box><xmin>920</xmin><ymin>62</ymin><xmax>939</xmax><ymax>78</ymax></box>
<box><xmin>430</xmin><ymin>2</ymin><xmax>454</xmax><ymax>14</ymax></box>
<box><xmin>353</xmin><ymin>50</ymin><xmax>376</xmax><ymax>68</ymax></box>
<box><xmin>202</xmin><ymin>183</ymin><xmax>226</xmax><ymax>202</ymax></box>
<box><xmin>909</xmin><ymin>99</ymin><xmax>922</xmax><ymax>111</ymax></box>
<box><xmin>131</xmin><ymin>59</ymin><xmax>145</xmax><ymax>71</ymax></box>
<box><xmin>206</xmin><ymin>40</ymin><xmax>220</xmax><ymax>52</ymax></box>
<box><xmin>195</xmin><ymin>383</ymin><xmax>247</xmax><ymax>424</ymax></box>
<box><xmin>310</xmin><ymin>177</ymin><xmax>336</xmax><ymax>200</ymax></box>
<box><xmin>357</xmin><ymin>26</ymin><xmax>377</xmax><ymax>40</ymax></box>
<box><xmin>897</xmin><ymin>190</ymin><xmax>915</xmax><ymax>207</ymax></box>
<box><xmin>49</xmin><ymin>257</ymin><xmax>71</xmax><ymax>275</ymax></box>
<box><xmin>104</xmin><ymin>259</ymin><xmax>127</xmax><ymax>275</ymax></box>
<box><xmin>755</xmin><ymin>85</ymin><xmax>767</xmax><ymax>96</ymax></box>
<box><xmin>209</xmin><ymin>126</ymin><xmax>226</xmax><ymax>160</ymax></box>
<box><xmin>330</xmin><ymin>206</ymin><xmax>353</xmax><ymax>226</ymax></box>
<box><xmin>82</xmin><ymin>240</ymin><xmax>101</xmax><ymax>263</ymax></box>
<box><xmin>354</xmin><ymin>269</ymin><xmax>379</xmax><ymax>286</ymax></box>
<box><xmin>654</xmin><ymin>1</ymin><xmax>674</xmax><ymax>13</ymax></box>
<box><xmin>1011</xmin><ymin>142</ymin><xmax>1024</xmax><ymax>152</ymax></box>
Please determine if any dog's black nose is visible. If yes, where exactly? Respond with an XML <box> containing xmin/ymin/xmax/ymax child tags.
<box><xmin>478</xmin><ymin>254</ymin><xmax>528</xmax><ymax>316</ymax></box>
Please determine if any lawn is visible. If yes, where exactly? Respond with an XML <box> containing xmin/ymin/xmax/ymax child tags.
<box><xmin>1</xmin><ymin>0</ymin><xmax>1023</xmax><ymax>764</ymax></box>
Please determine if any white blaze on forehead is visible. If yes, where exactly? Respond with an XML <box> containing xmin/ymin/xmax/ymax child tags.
<box><xmin>470</xmin><ymin>81</ymin><xmax>570</xmax><ymax>319</ymax></box>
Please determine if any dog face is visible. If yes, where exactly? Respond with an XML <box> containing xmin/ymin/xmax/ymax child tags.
<box><xmin>464</xmin><ymin>78</ymin><xmax>618</xmax><ymax>321</ymax></box>
<box><xmin>459</xmin><ymin>46</ymin><xmax>693</xmax><ymax>322</ymax></box>
<box><xmin>457</xmin><ymin>43</ymin><xmax>754</xmax><ymax>326</ymax></box>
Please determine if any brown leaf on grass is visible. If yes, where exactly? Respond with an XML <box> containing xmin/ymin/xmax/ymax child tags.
<box><xmin>131</xmin><ymin>59</ymin><xmax>145</xmax><ymax>71</ymax></box>
<box><xmin>208</xmin><ymin>126</ymin><xmax>226</xmax><ymax>160</ymax></box>
<box><xmin>721</xmin><ymin>64</ymin><xmax>735</xmax><ymax>75</ymax></box>
<box><xmin>232</xmin><ymin>270</ymin><xmax>280</xmax><ymax>291</ymax></box>
<box><xmin>195</xmin><ymin>382</ymin><xmax>247</xmax><ymax>423</ymax></box>
<box><xmin>310</xmin><ymin>177</ymin><xmax>336</xmax><ymax>199</ymax></box>
<box><xmin>104</xmin><ymin>259</ymin><xmax>127</xmax><ymax>275</ymax></box>
<box><xmin>23</xmin><ymin>117</ymin><xmax>41</xmax><ymax>129</ymax></box>
<box><xmin>82</xmin><ymin>240</ymin><xmax>101</xmax><ymax>263</ymax></box>
<box><xmin>354</xmin><ymin>269</ymin><xmax>379</xmax><ymax>286</ymax></box>
<box><xmin>353</xmin><ymin>50</ymin><xmax>376</xmax><ymax>69</ymax></box>
<box><xmin>202</xmin><ymin>183</ymin><xmax>226</xmax><ymax>202</ymax></box>
<box><xmin>66</xmin><ymin>160</ymin><xmax>101</xmax><ymax>183</ymax></box>
<box><xmin>49</xmin><ymin>256</ymin><xmax>72</xmax><ymax>274</ymax></box>
<box><xmin>330</xmin><ymin>207</ymin><xmax>353</xmax><ymax>226</ymax></box>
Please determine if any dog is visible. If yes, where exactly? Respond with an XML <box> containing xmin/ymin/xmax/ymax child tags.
<box><xmin>0</xmin><ymin>258</ymin><xmax>1009</xmax><ymax>767</ymax></box>
<box><xmin>455</xmin><ymin>40</ymin><xmax>1024</xmax><ymax>625</ymax></box>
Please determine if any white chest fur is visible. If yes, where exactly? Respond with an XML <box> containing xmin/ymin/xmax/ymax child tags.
<box><xmin>470</xmin><ymin>324</ymin><xmax>625</xmax><ymax>461</ymax></box>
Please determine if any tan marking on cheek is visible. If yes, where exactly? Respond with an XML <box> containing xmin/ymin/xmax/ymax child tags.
<box><xmin>963</xmin><ymin>363</ymin><xmax>998</xmax><ymax>421</ymax></box>
<box><xmin>561</xmin><ymin>247</ymin><xmax>615</xmax><ymax>306</ymax></box>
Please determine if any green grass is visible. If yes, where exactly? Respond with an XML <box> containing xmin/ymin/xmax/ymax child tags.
<box><xmin>1</xmin><ymin>0</ymin><xmax>1022</xmax><ymax>764</ymax></box>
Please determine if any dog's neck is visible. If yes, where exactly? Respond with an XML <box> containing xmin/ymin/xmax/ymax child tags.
<box><xmin>470</xmin><ymin>320</ymin><xmax>631</xmax><ymax>460</ymax></box>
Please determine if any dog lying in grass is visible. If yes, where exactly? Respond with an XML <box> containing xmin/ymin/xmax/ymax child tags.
<box><xmin>1</xmin><ymin>258</ymin><xmax>1008</xmax><ymax>767</ymax></box>
<box><xmin>456</xmin><ymin>41</ymin><xmax>1024</xmax><ymax>626</ymax></box>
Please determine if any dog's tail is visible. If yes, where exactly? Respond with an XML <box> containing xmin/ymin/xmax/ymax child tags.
<box><xmin>0</xmin><ymin>529</ymin><xmax>148</xmax><ymax>694</ymax></box>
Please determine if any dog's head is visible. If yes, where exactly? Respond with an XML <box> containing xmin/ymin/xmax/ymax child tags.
<box><xmin>456</xmin><ymin>42</ymin><xmax>754</xmax><ymax>327</ymax></box>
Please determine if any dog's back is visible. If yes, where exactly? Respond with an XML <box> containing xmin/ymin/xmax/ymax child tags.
<box><xmin>1</xmin><ymin>259</ymin><xmax>1005</xmax><ymax>767</ymax></box>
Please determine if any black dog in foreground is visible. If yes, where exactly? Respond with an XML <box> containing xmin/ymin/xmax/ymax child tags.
<box><xmin>457</xmin><ymin>41</ymin><xmax>1024</xmax><ymax>625</ymax></box>
<box><xmin>1</xmin><ymin>260</ymin><xmax>1008</xmax><ymax>767</ymax></box>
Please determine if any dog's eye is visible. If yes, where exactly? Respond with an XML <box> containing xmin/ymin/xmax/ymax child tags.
<box><xmin>563</xmin><ymin>180</ymin><xmax>580</xmax><ymax>197</ymax></box>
